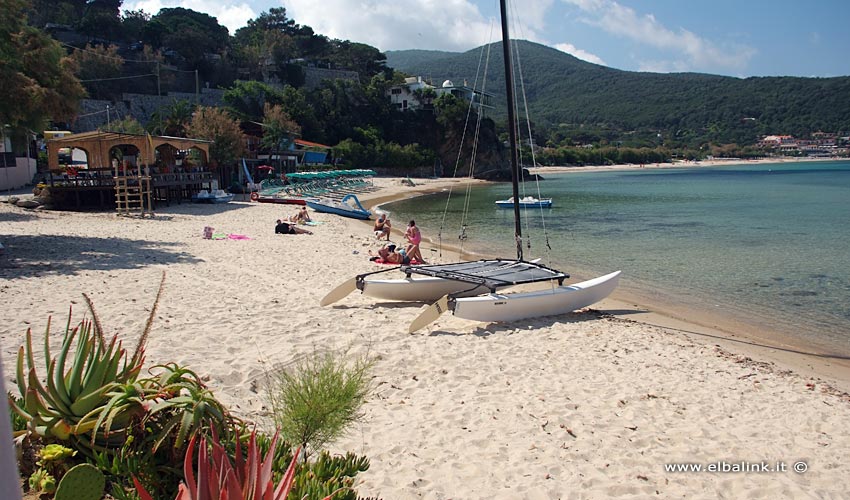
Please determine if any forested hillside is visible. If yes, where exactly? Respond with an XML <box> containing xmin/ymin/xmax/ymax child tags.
<box><xmin>387</xmin><ymin>41</ymin><xmax>850</xmax><ymax>147</ymax></box>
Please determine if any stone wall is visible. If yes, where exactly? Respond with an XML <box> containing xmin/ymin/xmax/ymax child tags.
<box><xmin>75</xmin><ymin>88</ymin><xmax>225</xmax><ymax>132</ymax></box>
<box><xmin>303</xmin><ymin>67</ymin><xmax>360</xmax><ymax>89</ymax></box>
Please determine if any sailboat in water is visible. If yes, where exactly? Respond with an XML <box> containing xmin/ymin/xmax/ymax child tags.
<box><xmin>321</xmin><ymin>0</ymin><xmax>620</xmax><ymax>332</ymax></box>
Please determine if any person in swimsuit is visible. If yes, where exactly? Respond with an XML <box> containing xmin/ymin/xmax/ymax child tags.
<box><xmin>404</xmin><ymin>220</ymin><xmax>425</xmax><ymax>263</ymax></box>
<box><xmin>297</xmin><ymin>206</ymin><xmax>312</xmax><ymax>223</ymax></box>
<box><xmin>275</xmin><ymin>219</ymin><xmax>312</xmax><ymax>235</ymax></box>
<box><xmin>374</xmin><ymin>244</ymin><xmax>410</xmax><ymax>264</ymax></box>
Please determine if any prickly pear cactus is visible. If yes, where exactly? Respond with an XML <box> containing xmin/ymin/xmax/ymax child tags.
<box><xmin>54</xmin><ymin>463</ymin><xmax>105</xmax><ymax>500</ymax></box>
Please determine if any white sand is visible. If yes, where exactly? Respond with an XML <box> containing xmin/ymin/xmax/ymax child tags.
<box><xmin>2</xmin><ymin>178</ymin><xmax>850</xmax><ymax>499</ymax></box>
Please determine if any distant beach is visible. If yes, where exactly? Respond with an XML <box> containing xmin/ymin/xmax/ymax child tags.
<box><xmin>2</xmin><ymin>177</ymin><xmax>850</xmax><ymax>498</ymax></box>
<box><xmin>529</xmin><ymin>155</ymin><xmax>842</xmax><ymax>174</ymax></box>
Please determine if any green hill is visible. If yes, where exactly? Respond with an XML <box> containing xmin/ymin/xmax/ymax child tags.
<box><xmin>386</xmin><ymin>41</ymin><xmax>850</xmax><ymax>146</ymax></box>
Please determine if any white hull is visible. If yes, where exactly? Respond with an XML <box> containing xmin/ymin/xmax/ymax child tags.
<box><xmin>452</xmin><ymin>271</ymin><xmax>620</xmax><ymax>322</ymax></box>
<box><xmin>362</xmin><ymin>277</ymin><xmax>491</xmax><ymax>302</ymax></box>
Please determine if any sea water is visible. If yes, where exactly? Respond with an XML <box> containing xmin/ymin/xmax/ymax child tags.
<box><xmin>384</xmin><ymin>161</ymin><xmax>850</xmax><ymax>355</ymax></box>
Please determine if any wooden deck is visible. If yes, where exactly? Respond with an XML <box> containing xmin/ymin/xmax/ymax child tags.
<box><xmin>42</xmin><ymin>168</ymin><xmax>215</xmax><ymax>210</ymax></box>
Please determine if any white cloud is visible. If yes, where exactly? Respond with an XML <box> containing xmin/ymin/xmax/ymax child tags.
<box><xmin>554</xmin><ymin>43</ymin><xmax>605</xmax><ymax>65</ymax></box>
<box><xmin>561</xmin><ymin>0</ymin><xmax>755</xmax><ymax>72</ymax></box>
<box><xmin>121</xmin><ymin>0</ymin><xmax>256</xmax><ymax>35</ymax></box>
<box><xmin>282</xmin><ymin>0</ymin><xmax>499</xmax><ymax>52</ymax></box>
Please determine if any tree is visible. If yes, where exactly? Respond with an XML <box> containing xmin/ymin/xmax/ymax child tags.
<box><xmin>69</xmin><ymin>43</ymin><xmax>124</xmax><ymax>99</ymax></box>
<box><xmin>187</xmin><ymin>106</ymin><xmax>245</xmax><ymax>168</ymax></box>
<box><xmin>121</xmin><ymin>9</ymin><xmax>151</xmax><ymax>43</ymax></box>
<box><xmin>147</xmin><ymin>99</ymin><xmax>195</xmax><ymax>137</ymax></box>
<box><xmin>222</xmin><ymin>80</ymin><xmax>285</xmax><ymax>121</ymax></box>
<box><xmin>0</xmin><ymin>0</ymin><xmax>85</xmax><ymax>133</ymax></box>
<box><xmin>76</xmin><ymin>0</ymin><xmax>123</xmax><ymax>40</ymax></box>
<box><xmin>261</xmin><ymin>103</ymin><xmax>301</xmax><ymax>152</ymax></box>
<box><xmin>142</xmin><ymin>7</ymin><xmax>229</xmax><ymax>68</ymax></box>
<box><xmin>102</xmin><ymin>116</ymin><xmax>145</xmax><ymax>134</ymax></box>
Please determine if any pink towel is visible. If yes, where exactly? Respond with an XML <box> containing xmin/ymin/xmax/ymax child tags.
<box><xmin>227</xmin><ymin>234</ymin><xmax>251</xmax><ymax>240</ymax></box>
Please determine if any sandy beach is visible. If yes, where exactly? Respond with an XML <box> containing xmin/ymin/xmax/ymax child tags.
<box><xmin>3</xmin><ymin>175</ymin><xmax>850</xmax><ymax>499</ymax></box>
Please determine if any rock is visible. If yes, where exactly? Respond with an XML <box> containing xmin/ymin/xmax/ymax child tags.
<box><xmin>16</xmin><ymin>199</ymin><xmax>41</xmax><ymax>209</ymax></box>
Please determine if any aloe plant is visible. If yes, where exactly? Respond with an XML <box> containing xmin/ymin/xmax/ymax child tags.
<box><xmin>11</xmin><ymin>274</ymin><xmax>165</xmax><ymax>454</ymax></box>
<box><xmin>142</xmin><ymin>363</ymin><xmax>235</xmax><ymax>452</ymax></box>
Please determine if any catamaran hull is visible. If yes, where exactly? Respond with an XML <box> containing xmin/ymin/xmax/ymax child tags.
<box><xmin>452</xmin><ymin>271</ymin><xmax>620</xmax><ymax>322</ymax></box>
<box><xmin>362</xmin><ymin>277</ymin><xmax>491</xmax><ymax>302</ymax></box>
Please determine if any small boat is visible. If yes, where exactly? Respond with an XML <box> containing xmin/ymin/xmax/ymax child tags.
<box><xmin>192</xmin><ymin>189</ymin><xmax>234</xmax><ymax>204</ymax></box>
<box><xmin>306</xmin><ymin>193</ymin><xmax>371</xmax><ymax>220</ymax></box>
<box><xmin>495</xmin><ymin>196</ymin><xmax>552</xmax><ymax>208</ymax></box>
<box><xmin>254</xmin><ymin>193</ymin><xmax>308</xmax><ymax>205</ymax></box>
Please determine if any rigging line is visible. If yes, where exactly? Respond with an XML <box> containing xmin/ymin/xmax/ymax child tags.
<box><xmin>79</xmin><ymin>73</ymin><xmax>156</xmax><ymax>82</ymax></box>
<box><xmin>76</xmin><ymin>108</ymin><xmax>109</xmax><ymax>118</ymax></box>
<box><xmin>515</xmin><ymin>42</ymin><xmax>553</xmax><ymax>266</ymax></box>
<box><xmin>459</xmin><ymin>37</ymin><xmax>494</xmax><ymax>257</ymax></box>
<box><xmin>439</xmin><ymin>19</ymin><xmax>495</xmax><ymax>259</ymax></box>
<box><xmin>508</xmin><ymin>1</ymin><xmax>553</xmax><ymax>264</ymax></box>
<box><xmin>507</xmin><ymin>0</ymin><xmax>555</xmax><ymax>287</ymax></box>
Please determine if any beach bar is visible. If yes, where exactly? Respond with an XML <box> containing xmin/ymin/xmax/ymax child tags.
<box><xmin>45</xmin><ymin>131</ymin><xmax>214</xmax><ymax>209</ymax></box>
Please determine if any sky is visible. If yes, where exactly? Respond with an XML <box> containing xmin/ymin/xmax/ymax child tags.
<box><xmin>121</xmin><ymin>0</ymin><xmax>850</xmax><ymax>78</ymax></box>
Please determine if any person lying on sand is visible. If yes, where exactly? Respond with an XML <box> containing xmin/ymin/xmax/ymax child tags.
<box><xmin>370</xmin><ymin>243</ymin><xmax>410</xmax><ymax>264</ymax></box>
<box><xmin>275</xmin><ymin>219</ymin><xmax>312</xmax><ymax>235</ymax></box>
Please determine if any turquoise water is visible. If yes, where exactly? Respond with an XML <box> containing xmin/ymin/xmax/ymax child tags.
<box><xmin>385</xmin><ymin>161</ymin><xmax>850</xmax><ymax>354</ymax></box>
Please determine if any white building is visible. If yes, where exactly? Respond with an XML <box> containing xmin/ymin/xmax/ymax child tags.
<box><xmin>388</xmin><ymin>76</ymin><xmax>494</xmax><ymax>113</ymax></box>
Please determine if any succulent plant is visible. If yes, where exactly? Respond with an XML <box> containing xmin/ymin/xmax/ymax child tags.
<box><xmin>28</xmin><ymin>468</ymin><xmax>57</xmax><ymax>494</ymax></box>
<box><xmin>12</xmin><ymin>315</ymin><xmax>145</xmax><ymax>453</ymax></box>
<box><xmin>38</xmin><ymin>443</ymin><xmax>77</xmax><ymax>464</ymax></box>
<box><xmin>142</xmin><ymin>362</ymin><xmax>235</xmax><ymax>452</ymax></box>
<box><xmin>54</xmin><ymin>463</ymin><xmax>105</xmax><ymax>500</ymax></box>
<box><xmin>134</xmin><ymin>430</ymin><xmax>340</xmax><ymax>500</ymax></box>
<box><xmin>11</xmin><ymin>274</ymin><xmax>165</xmax><ymax>454</ymax></box>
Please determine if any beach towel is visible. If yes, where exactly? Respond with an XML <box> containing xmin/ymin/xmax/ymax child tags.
<box><xmin>371</xmin><ymin>257</ymin><xmax>422</xmax><ymax>265</ymax></box>
<box><xmin>210</xmin><ymin>233</ymin><xmax>251</xmax><ymax>240</ymax></box>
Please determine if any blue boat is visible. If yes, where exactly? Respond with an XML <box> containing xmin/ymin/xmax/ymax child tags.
<box><xmin>306</xmin><ymin>194</ymin><xmax>371</xmax><ymax>220</ymax></box>
<box><xmin>495</xmin><ymin>196</ymin><xmax>553</xmax><ymax>208</ymax></box>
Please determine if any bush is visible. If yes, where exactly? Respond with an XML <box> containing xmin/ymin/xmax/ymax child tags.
<box><xmin>267</xmin><ymin>350</ymin><xmax>373</xmax><ymax>456</ymax></box>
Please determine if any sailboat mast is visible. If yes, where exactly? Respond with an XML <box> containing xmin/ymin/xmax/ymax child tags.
<box><xmin>499</xmin><ymin>0</ymin><xmax>523</xmax><ymax>261</ymax></box>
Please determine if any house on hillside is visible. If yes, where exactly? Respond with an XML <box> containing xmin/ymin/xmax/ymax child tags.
<box><xmin>388</xmin><ymin>76</ymin><xmax>494</xmax><ymax>113</ymax></box>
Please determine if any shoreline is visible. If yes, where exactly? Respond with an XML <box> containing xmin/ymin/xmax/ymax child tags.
<box><xmin>529</xmin><ymin>155</ymin><xmax>843</xmax><ymax>174</ymax></box>
<box><xmin>355</xmin><ymin>176</ymin><xmax>850</xmax><ymax>391</ymax></box>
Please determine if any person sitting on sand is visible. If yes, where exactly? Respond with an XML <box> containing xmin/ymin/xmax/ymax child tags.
<box><xmin>404</xmin><ymin>220</ymin><xmax>425</xmax><ymax>263</ymax></box>
<box><xmin>275</xmin><ymin>219</ymin><xmax>312</xmax><ymax>235</ymax></box>
<box><xmin>374</xmin><ymin>214</ymin><xmax>391</xmax><ymax>240</ymax></box>
<box><xmin>296</xmin><ymin>206</ymin><xmax>312</xmax><ymax>223</ymax></box>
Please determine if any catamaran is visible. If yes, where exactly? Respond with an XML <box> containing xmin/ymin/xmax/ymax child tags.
<box><xmin>321</xmin><ymin>0</ymin><xmax>620</xmax><ymax>332</ymax></box>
